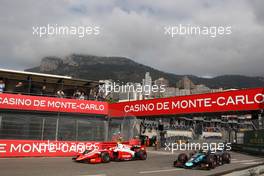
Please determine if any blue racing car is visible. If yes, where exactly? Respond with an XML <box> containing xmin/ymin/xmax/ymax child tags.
<box><xmin>173</xmin><ymin>150</ymin><xmax>231</xmax><ymax>170</ymax></box>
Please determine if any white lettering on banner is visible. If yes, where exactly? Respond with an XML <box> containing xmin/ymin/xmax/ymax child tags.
<box><xmin>0</xmin><ymin>95</ymin><xmax>106</xmax><ymax>113</ymax></box>
<box><xmin>33</xmin><ymin>100</ymin><xmax>46</xmax><ymax>107</ymax></box>
<box><xmin>79</xmin><ymin>103</ymin><xmax>105</xmax><ymax>111</ymax></box>
<box><xmin>0</xmin><ymin>97</ymin><xmax>32</xmax><ymax>106</ymax></box>
<box><xmin>204</xmin><ymin>98</ymin><xmax>212</xmax><ymax>107</ymax></box>
<box><xmin>172</xmin><ymin>98</ymin><xmax>212</xmax><ymax>109</ymax></box>
<box><xmin>124</xmin><ymin>94</ymin><xmax>264</xmax><ymax>113</ymax></box>
<box><xmin>124</xmin><ymin>103</ymin><xmax>155</xmax><ymax>113</ymax></box>
<box><xmin>7</xmin><ymin>141</ymin><xmax>100</xmax><ymax>154</ymax></box>
<box><xmin>254</xmin><ymin>93</ymin><xmax>264</xmax><ymax>103</ymax></box>
<box><xmin>0</xmin><ymin>144</ymin><xmax>6</xmax><ymax>153</ymax></box>
<box><xmin>217</xmin><ymin>97</ymin><xmax>225</xmax><ymax>106</ymax></box>
<box><xmin>23</xmin><ymin>144</ymin><xmax>32</xmax><ymax>153</ymax></box>
<box><xmin>157</xmin><ymin>102</ymin><xmax>169</xmax><ymax>110</ymax></box>
<box><xmin>216</xmin><ymin>95</ymin><xmax>255</xmax><ymax>106</ymax></box>
<box><xmin>47</xmin><ymin>101</ymin><xmax>77</xmax><ymax>109</ymax></box>
<box><xmin>10</xmin><ymin>144</ymin><xmax>21</xmax><ymax>152</ymax></box>
<box><xmin>235</xmin><ymin>95</ymin><xmax>245</xmax><ymax>105</ymax></box>
<box><xmin>77</xmin><ymin>143</ymin><xmax>85</xmax><ymax>152</ymax></box>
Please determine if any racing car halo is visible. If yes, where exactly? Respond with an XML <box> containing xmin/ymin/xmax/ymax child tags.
<box><xmin>72</xmin><ymin>143</ymin><xmax>147</xmax><ymax>164</ymax></box>
<box><xmin>174</xmin><ymin>150</ymin><xmax>231</xmax><ymax>170</ymax></box>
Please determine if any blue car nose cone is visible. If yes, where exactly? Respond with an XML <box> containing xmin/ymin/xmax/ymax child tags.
<box><xmin>185</xmin><ymin>162</ymin><xmax>193</xmax><ymax>167</ymax></box>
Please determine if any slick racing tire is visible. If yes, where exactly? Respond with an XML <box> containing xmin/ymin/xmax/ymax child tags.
<box><xmin>218</xmin><ymin>155</ymin><xmax>223</xmax><ymax>165</ymax></box>
<box><xmin>101</xmin><ymin>152</ymin><xmax>110</xmax><ymax>163</ymax></box>
<box><xmin>136</xmin><ymin>150</ymin><xmax>147</xmax><ymax>160</ymax></box>
<box><xmin>135</xmin><ymin>150</ymin><xmax>147</xmax><ymax>160</ymax></box>
<box><xmin>189</xmin><ymin>151</ymin><xmax>196</xmax><ymax>158</ymax></box>
<box><xmin>222</xmin><ymin>152</ymin><xmax>231</xmax><ymax>164</ymax></box>
<box><xmin>177</xmin><ymin>153</ymin><xmax>188</xmax><ymax>163</ymax></box>
<box><xmin>173</xmin><ymin>160</ymin><xmax>184</xmax><ymax>168</ymax></box>
<box><xmin>113</xmin><ymin>152</ymin><xmax>120</xmax><ymax>162</ymax></box>
<box><xmin>206</xmin><ymin>155</ymin><xmax>217</xmax><ymax>169</ymax></box>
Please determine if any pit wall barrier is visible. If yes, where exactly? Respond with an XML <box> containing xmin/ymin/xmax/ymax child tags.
<box><xmin>232</xmin><ymin>143</ymin><xmax>264</xmax><ymax>156</ymax></box>
<box><xmin>232</xmin><ymin>129</ymin><xmax>264</xmax><ymax>156</ymax></box>
<box><xmin>0</xmin><ymin>139</ymin><xmax>140</xmax><ymax>158</ymax></box>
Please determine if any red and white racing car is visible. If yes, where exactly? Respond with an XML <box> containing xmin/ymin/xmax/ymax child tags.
<box><xmin>72</xmin><ymin>143</ymin><xmax>147</xmax><ymax>164</ymax></box>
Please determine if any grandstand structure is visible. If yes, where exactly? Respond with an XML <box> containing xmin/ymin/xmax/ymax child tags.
<box><xmin>0</xmin><ymin>68</ymin><xmax>101</xmax><ymax>98</ymax></box>
<box><xmin>0</xmin><ymin>69</ymin><xmax>108</xmax><ymax>142</ymax></box>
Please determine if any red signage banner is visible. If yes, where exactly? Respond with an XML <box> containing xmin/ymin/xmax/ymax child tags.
<box><xmin>0</xmin><ymin>140</ymin><xmax>139</xmax><ymax>157</ymax></box>
<box><xmin>0</xmin><ymin>140</ymin><xmax>101</xmax><ymax>157</ymax></box>
<box><xmin>109</xmin><ymin>88</ymin><xmax>264</xmax><ymax>117</ymax></box>
<box><xmin>0</xmin><ymin>93</ymin><xmax>108</xmax><ymax>115</ymax></box>
<box><xmin>0</xmin><ymin>88</ymin><xmax>263</xmax><ymax>117</ymax></box>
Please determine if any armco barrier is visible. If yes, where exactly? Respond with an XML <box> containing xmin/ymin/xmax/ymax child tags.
<box><xmin>222</xmin><ymin>164</ymin><xmax>264</xmax><ymax>176</ymax></box>
<box><xmin>232</xmin><ymin>143</ymin><xmax>264</xmax><ymax>156</ymax></box>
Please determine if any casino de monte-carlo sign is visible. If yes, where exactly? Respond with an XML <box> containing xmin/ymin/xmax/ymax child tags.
<box><xmin>109</xmin><ymin>88</ymin><xmax>264</xmax><ymax>117</ymax></box>
<box><xmin>0</xmin><ymin>93</ymin><xmax>108</xmax><ymax>115</ymax></box>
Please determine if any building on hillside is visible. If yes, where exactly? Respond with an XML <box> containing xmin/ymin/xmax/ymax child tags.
<box><xmin>142</xmin><ymin>72</ymin><xmax>152</xmax><ymax>99</ymax></box>
<box><xmin>118</xmin><ymin>82</ymin><xmax>143</xmax><ymax>102</ymax></box>
<box><xmin>154</xmin><ymin>77</ymin><xmax>169</xmax><ymax>87</ymax></box>
<box><xmin>176</xmin><ymin>76</ymin><xmax>196</xmax><ymax>89</ymax></box>
<box><xmin>152</xmin><ymin>77</ymin><xmax>169</xmax><ymax>98</ymax></box>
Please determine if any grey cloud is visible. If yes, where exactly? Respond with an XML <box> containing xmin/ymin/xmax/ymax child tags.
<box><xmin>249</xmin><ymin>0</ymin><xmax>264</xmax><ymax>24</ymax></box>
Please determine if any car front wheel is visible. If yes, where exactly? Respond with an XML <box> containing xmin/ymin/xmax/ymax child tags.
<box><xmin>136</xmin><ymin>150</ymin><xmax>147</xmax><ymax>160</ymax></box>
<box><xmin>101</xmin><ymin>152</ymin><xmax>110</xmax><ymax>163</ymax></box>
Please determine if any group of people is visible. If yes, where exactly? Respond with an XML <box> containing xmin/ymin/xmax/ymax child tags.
<box><xmin>56</xmin><ymin>89</ymin><xmax>87</xmax><ymax>100</ymax></box>
<box><xmin>0</xmin><ymin>78</ymin><xmax>91</xmax><ymax>100</ymax></box>
<box><xmin>0</xmin><ymin>79</ymin><xmax>5</xmax><ymax>93</ymax></box>
<box><xmin>0</xmin><ymin>79</ymin><xmax>25</xmax><ymax>94</ymax></box>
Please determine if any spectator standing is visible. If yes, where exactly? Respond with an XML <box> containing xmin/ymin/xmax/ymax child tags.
<box><xmin>57</xmin><ymin>89</ymin><xmax>65</xmax><ymax>98</ymax></box>
<box><xmin>41</xmin><ymin>85</ymin><xmax>48</xmax><ymax>96</ymax></box>
<box><xmin>14</xmin><ymin>82</ymin><xmax>24</xmax><ymax>94</ymax></box>
<box><xmin>79</xmin><ymin>92</ymin><xmax>85</xmax><ymax>100</ymax></box>
<box><xmin>0</xmin><ymin>79</ymin><xmax>5</xmax><ymax>93</ymax></box>
<box><xmin>73</xmin><ymin>89</ymin><xmax>81</xmax><ymax>99</ymax></box>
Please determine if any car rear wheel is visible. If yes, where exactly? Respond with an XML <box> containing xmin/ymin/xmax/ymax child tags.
<box><xmin>136</xmin><ymin>150</ymin><xmax>147</xmax><ymax>160</ymax></box>
<box><xmin>189</xmin><ymin>151</ymin><xmax>195</xmax><ymax>158</ymax></box>
<box><xmin>174</xmin><ymin>153</ymin><xmax>188</xmax><ymax>167</ymax></box>
<box><xmin>206</xmin><ymin>155</ymin><xmax>217</xmax><ymax>169</ymax></box>
<box><xmin>178</xmin><ymin>153</ymin><xmax>188</xmax><ymax>163</ymax></box>
<box><xmin>218</xmin><ymin>155</ymin><xmax>223</xmax><ymax>165</ymax></box>
<box><xmin>101</xmin><ymin>152</ymin><xmax>110</xmax><ymax>163</ymax></box>
<box><xmin>222</xmin><ymin>152</ymin><xmax>231</xmax><ymax>164</ymax></box>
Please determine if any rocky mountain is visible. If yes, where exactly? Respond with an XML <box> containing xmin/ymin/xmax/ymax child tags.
<box><xmin>26</xmin><ymin>54</ymin><xmax>264</xmax><ymax>89</ymax></box>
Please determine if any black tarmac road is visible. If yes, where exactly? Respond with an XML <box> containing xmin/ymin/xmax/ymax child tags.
<box><xmin>0</xmin><ymin>150</ymin><xmax>263</xmax><ymax>176</ymax></box>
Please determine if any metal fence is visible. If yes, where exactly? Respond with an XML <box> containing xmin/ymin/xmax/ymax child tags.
<box><xmin>0</xmin><ymin>110</ymin><xmax>107</xmax><ymax>141</ymax></box>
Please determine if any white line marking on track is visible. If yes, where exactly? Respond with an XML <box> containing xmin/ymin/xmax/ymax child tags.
<box><xmin>147</xmin><ymin>151</ymin><xmax>172</xmax><ymax>155</ymax></box>
<box><xmin>139</xmin><ymin>168</ymin><xmax>183</xmax><ymax>174</ymax></box>
<box><xmin>242</xmin><ymin>162</ymin><xmax>262</xmax><ymax>165</ymax></box>
<box><xmin>231</xmin><ymin>159</ymin><xmax>262</xmax><ymax>163</ymax></box>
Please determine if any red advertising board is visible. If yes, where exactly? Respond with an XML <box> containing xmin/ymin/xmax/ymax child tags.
<box><xmin>0</xmin><ymin>140</ymin><xmax>139</xmax><ymax>157</ymax></box>
<box><xmin>109</xmin><ymin>88</ymin><xmax>264</xmax><ymax>117</ymax></box>
<box><xmin>0</xmin><ymin>93</ymin><xmax>108</xmax><ymax>115</ymax></box>
<box><xmin>0</xmin><ymin>140</ymin><xmax>101</xmax><ymax>157</ymax></box>
<box><xmin>0</xmin><ymin>88</ymin><xmax>263</xmax><ymax>117</ymax></box>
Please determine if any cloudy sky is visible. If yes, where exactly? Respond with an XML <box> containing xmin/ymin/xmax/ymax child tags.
<box><xmin>0</xmin><ymin>0</ymin><xmax>264</xmax><ymax>77</ymax></box>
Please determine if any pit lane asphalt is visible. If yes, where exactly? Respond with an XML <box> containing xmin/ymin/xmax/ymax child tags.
<box><xmin>0</xmin><ymin>151</ymin><xmax>263</xmax><ymax>176</ymax></box>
